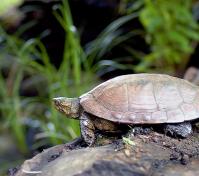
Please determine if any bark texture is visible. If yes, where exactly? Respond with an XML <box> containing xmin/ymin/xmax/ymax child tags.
<box><xmin>13</xmin><ymin>131</ymin><xmax>199</xmax><ymax>176</ymax></box>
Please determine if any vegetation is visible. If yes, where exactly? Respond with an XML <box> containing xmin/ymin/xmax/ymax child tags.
<box><xmin>0</xmin><ymin>0</ymin><xmax>96</xmax><ymax>150</ymax></box>
<box><xmin>0</xmin><ymin>0</ymin><xmax>23</xmax><ymax>16</ymax></box>
<box><xmin>138</xmin><ymin>0</ymin><xmax>199</xmax><ymax>73</ymax></box>
<box><xmin>87</xmin><ymin>0</ymin><xmax>199</xmax><ymax>74</ymax></box>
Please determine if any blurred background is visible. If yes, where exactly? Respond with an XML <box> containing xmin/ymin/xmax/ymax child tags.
<box><xmin>1</xmin><ymin>0</ymin><xmax>199</xmax><ymax>175</ymax></box>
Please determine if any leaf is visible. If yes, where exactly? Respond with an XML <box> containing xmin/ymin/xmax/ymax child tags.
<box><xmin>0</xmin><ymin>0</ymin><xmax>23</xmax><ymax>16</ymax></box>
<box><xmin>86</xmin><ymin>12</ymin><xmax>139</xmax><ymax>64</ymax></box>
<box><xmin>122</xmin><ymin>137</ymin><xmax>136</xmax><ymax>146</ymax></box>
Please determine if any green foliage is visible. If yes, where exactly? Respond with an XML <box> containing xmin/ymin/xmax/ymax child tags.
<box><xmin>0</xmin><ymin>0</ymin><xmax>96</xmax><ymax>156</ymax></box>
<box><xmin>0</xmin><ymin>61</ymin><xmax>28</xmax><ymax>153</ymax></box>
<box><xmin>86</xmin><ymin>12</ymin><xmax>139</xmax><ymax>63</ymax></box>
<box><xmin>88</xmin><ymin>0</ymin><xmax>199</xmax><ymax>74</ymax></box>
<box><xmin>122</xmin><ymin>137</ymin><xmax>136</xmax><ymax>146</ymax></box>
<box><xmin>0</xmin><ymin>0</ymin><xmax>23</xmax><ymax>16</ymax></box>
<box><xmin>53</xmin><ymin>0</ymin><xmax>86</xmax><ymax>88</ymax></box>
<box><xmin>85</xmin><ymin>12</ymin><xmax>142</xmax><ymax>74</ymax></box>
<box><xmin>136</xmin><ymin>0</ymin><xmax>199</xmax><ymax>73</ymax></box>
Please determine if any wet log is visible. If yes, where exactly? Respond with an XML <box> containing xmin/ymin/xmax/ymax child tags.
<box><xmin>13</xmin><ymin>130</ymin><xmax>199</xmax><ymax>176</ymax></box>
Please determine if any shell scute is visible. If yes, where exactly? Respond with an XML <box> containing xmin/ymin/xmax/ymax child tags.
<box><xmin>167</xmin><ymin>109</ymin><xmax>184</xmax><ymax>122</ymax></box>
<box><xmin>154</xmin><ymin>79</ymin><xmax>183</xmax><ymax>109</ymax></box>
<box><xmin>80</xmin><ymin>74</ymin><xmax>199</xmax><ymax>123</ymax></box>
<box><xmin>179</xmin><ymin>80</ymin><xmax>198</xmax><ymax>103</ymax></box>
<box><xmin>96</xmin><ymin>84</ymin><xmax>128</xmax><ymax>112</ymax></box>
<box><xmin>181</xmin><ymin>103</ymin><xmax>199</xmax><ymax>121</ymax></box>
<box><xmin>128</xmin><ymin>81</ymin><xmax>157</xmax><ymax>111</ymax></box>
<box><xmin>151</xmin><ymin>111</ymin><xmax>167</xmax><ymax>123</ymax></box>
<box><xmin>122</xmin><ymin>112</ymin><xmax>152</xmax><ymax>124</ymax></box>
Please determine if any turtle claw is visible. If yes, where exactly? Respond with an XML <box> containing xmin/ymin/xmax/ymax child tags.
<box><xmin>82</xmin><ymin>129</ymin><xmax>95</xmax><ymax>147</ymax></box>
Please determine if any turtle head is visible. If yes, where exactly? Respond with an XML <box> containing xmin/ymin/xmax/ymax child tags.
<box><xmin>53</xmin><ymin>97</ymin><xmax>80</xmax><ymax>119</ymax></box>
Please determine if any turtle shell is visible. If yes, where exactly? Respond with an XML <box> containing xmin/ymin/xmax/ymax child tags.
<box><xmin>80</xmin><ymin>74</ymin><xmax>199</xmax><ymax>124</ymax></box>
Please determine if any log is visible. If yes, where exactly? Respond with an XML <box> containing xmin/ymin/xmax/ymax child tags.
<box><xmin>12</xmin><ymin>130</ymin><xmax>199</xmax><ymax>176</ymax></box>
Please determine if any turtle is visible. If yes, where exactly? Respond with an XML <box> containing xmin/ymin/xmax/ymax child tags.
<box><xmin>53</xmin><ymin>74</ymin><xmax>199</xmax><ymax>146</ymax></box>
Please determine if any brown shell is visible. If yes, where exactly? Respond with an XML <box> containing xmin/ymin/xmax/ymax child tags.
<box><xmin>80</xmin><ymin>74</ymin><xmax>199</xmax><ymax>124</ymax></box>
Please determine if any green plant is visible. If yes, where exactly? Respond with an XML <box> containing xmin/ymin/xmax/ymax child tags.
<box><xmin>0</xmin><ymin>62</ymin><xmax>28</xmax><ymax>154</ymax></box>
<box><xmin>53</xmin><ymin>0</ymin><xmax>86</xmax><ymax>90</ymax></box>
<box><xmin>137</xmin><ymin>0</ymin><xmax>199</xmax><ymax>73</ymax></box>
<box><xmin>85</xmin><ymin>12</ymin><xmax>142</xmax><ymax>74</ymax></box>
<box><xmin>87</xmin><ymin>0</ymin><xmax>199</xmax><ymax>75</ymax></box>
<box><xmin>122</xmin><ymin>137</ymin><xmax>136</xmax><ymax>146</ymax></box>
<box><xmin>0</xmin><ymin>0</ymin><xmax>97</xmax><ymax>154</ymax></box>
<box><xmin>0</xmin><ymin>0</ymin><xmax>23</xmax><ymax>16</ymax></box>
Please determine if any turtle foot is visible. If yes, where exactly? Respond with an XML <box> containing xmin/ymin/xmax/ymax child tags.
<box><xmin>164</xmin><ymin>122</ymin><xmax>192</xmax><ymax>138</ymax></box>
<box><xmin>80</xmin><ymin>113</ymin><xmax>96</xmax><ymax>147</ymax></box>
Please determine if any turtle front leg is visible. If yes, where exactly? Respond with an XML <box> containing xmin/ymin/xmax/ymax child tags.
<box><xmin>80</xmin><ymin>113</ymin><xmax>95</xmax><ymax>146</ymax></box>
<box><xmin>164</xmin><ymin>122</ymin><xmax>192</xmax><ymax>138</ymax></box>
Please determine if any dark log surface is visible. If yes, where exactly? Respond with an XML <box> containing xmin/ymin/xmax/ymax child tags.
<box><xmin>13</xmin><ymin>129</ymin><xmax>199</xmax><ymax>176</ymax></box>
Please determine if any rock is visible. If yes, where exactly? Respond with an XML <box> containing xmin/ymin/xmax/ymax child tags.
<box><xmin>13</xmin><ymin>131</ymin><xmax>199</xmax><ymax>176</ymax></box>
